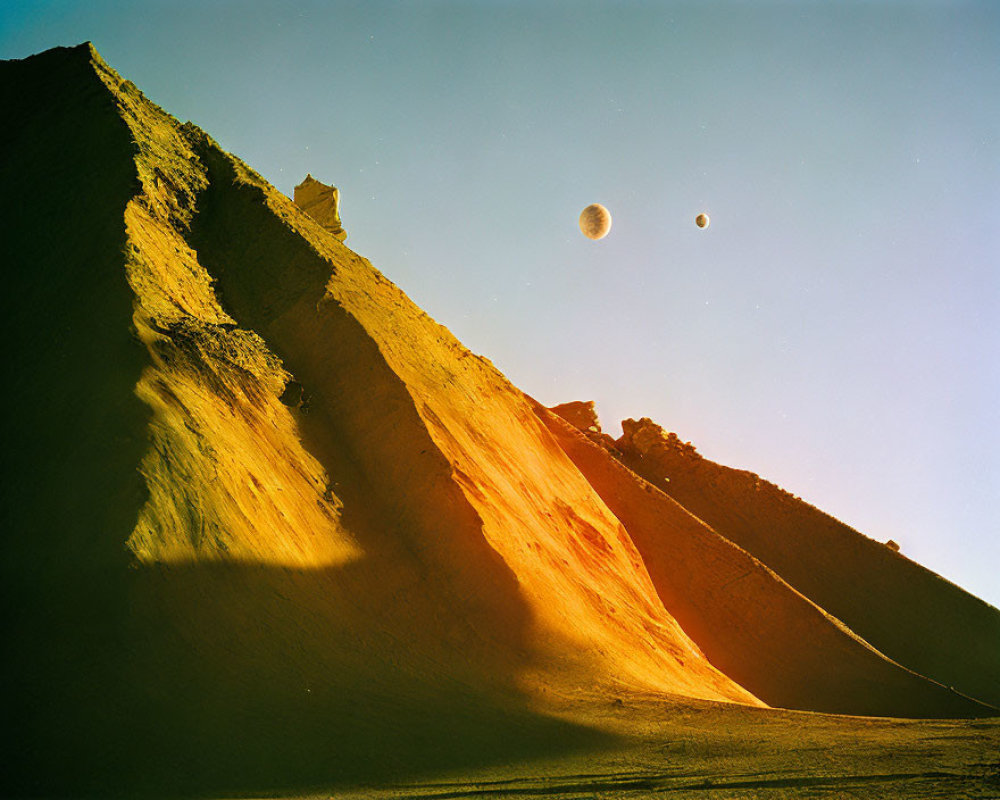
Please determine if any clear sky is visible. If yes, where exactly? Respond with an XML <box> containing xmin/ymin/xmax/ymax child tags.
<box><xmin>3</xmin><ymin>1</ymin><xmax>998</xmax><ymax>609</ymax></box>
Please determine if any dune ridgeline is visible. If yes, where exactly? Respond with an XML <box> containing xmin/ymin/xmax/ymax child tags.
<box><xmin>2</xmin><ymin>43</ymin><xmax>997</xmax><ymax>797</ymax></box>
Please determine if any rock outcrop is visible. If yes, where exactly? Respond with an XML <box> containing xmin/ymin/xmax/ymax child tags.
<box><xmin>550</xmin><ymin>400</ymin><xmax>618</xmax><ymax>450</ymax></box>
<box><xmin>293</xmin><ymin>173</ymin><xmax>346</xmax><ymax>241</ymax></box>
<box><xmin>620</xmin><ymin>416</ymin><xmax>700</xmax><ymax>461</ymax></box>
<box><xmin>550</xmin><ymin>400</ymin><xmax>601</xmax><ymax>433</ymax></box>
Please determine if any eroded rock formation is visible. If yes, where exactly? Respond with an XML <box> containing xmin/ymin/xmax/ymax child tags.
<box><xmin>549</xmin><ymin>400</ymin><xmax>618</xmax><ymax>450</ymax></box>
<box><xmin>293</xmin><ymin>173</ymin><xmax>346</xmax><ymax>241</ymax></box>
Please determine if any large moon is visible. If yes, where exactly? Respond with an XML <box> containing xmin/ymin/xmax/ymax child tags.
<box><xmin>579</xmin><ymin>203</ymin><xmax>612</xmax><ymax>240</ymax></box>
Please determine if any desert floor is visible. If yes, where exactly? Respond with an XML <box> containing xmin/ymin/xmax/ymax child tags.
<box><xmin>222</xmin><ymin>692</ymin><xmax>1000</xmax><ymax>800</ymax></box>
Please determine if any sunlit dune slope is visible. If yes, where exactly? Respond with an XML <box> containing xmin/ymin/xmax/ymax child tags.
<box><xmin>607</xmin><ymin>416</ymin><xmax>1000</xmax><ymax>710</ymax></box>
<box><xmin>540</xmin><ymin>406</ymin><xmax>994</xmax><ymax>718</ymax></box>
<box><xmin>109</xmin><ymin>42</ymin><xmax>750</xmax><ymax>704</ymax></box>
<box><xmin>182</xmin><ymin>114</ymin><xmax>755</xmax><ymax>706</ymax></box>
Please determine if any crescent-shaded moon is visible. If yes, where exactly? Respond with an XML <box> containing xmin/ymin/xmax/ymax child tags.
<box><xmin>579</xmin><ymin>204</ymin><xmax>612</xmax><ymax>240</ymax></box>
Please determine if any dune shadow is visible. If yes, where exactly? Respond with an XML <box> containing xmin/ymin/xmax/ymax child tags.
<box><xmin>5</xmin><ymin>555</ymin><xmax>616</xmax><ymax>798</ymax></box>
<box><xmin>126</xmin><ymin>558</ymin><xmax>616</xmax><ymax>798</ymax></box>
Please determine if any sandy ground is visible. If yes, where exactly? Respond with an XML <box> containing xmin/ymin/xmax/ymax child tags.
<box><xmin>319</xmin><ymin>695</ymin><xmax>1000</xmax><ymax>800</ymax></box>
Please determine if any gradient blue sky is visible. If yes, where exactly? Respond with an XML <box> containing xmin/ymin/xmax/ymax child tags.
<box><xmin>3</xmin><ymin>1</ymin><xmax>998</xmax><ymax>608</ymax></box>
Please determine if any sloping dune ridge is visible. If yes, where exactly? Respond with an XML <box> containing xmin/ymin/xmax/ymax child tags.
<box><xmin>1</xmin><ymin>43</ymin><xmax>998</xmax><ymax>797</ymax></box>
<box><xmin>537</xmin><ymin>407</ymin><xmax>992</xmax><ymax>717</ymax></box>
<box><xmin>609</xmin><ymin>416</ymin><xmax>1000</xmax><ymax>709</ymax></box>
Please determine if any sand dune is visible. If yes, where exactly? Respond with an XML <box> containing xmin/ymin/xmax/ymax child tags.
<box><xmin>1</xmin><ymin>42</ymin><xmax>997</xmax><ymax>797</ymax></box>
<box><xmin>541</xmin><ymin>406</ymin><xmax>994</xmax><ymax>717</ymax></box>
<box><xmin>611</xmin><ymin>416</ymin><xmax>1000</xmax><ymax>710</ymax></box>
<box><xmin>2</xmin><ymin>43</ymin><xmax>748</xmax><ymax>793</ymax></box>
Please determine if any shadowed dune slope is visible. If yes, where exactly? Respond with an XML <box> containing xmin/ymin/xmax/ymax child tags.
<box><xmin>537</xmin><ymin>407</ymin><xmax>994</xmax><ymax>718</ymax></box>
<box><xmin>0</xmin><ymin>43</ymin><xmax>151</xmax><ymax>795</ymax></box>
<box><xmin>613</xmin><ymin>416</ymin><xmax>1000</xmax><ymax>710</ymax></box>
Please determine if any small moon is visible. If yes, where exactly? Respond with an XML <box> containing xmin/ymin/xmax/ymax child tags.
<box><xmin>579</xmin><ymin>204</ymin><xmax>612</xmax><ymax>240</ymax></box>
<box><xmin>695</xmin><ymin>213</ymin><xmax>710</xmax><ymax>229</ymax></box>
